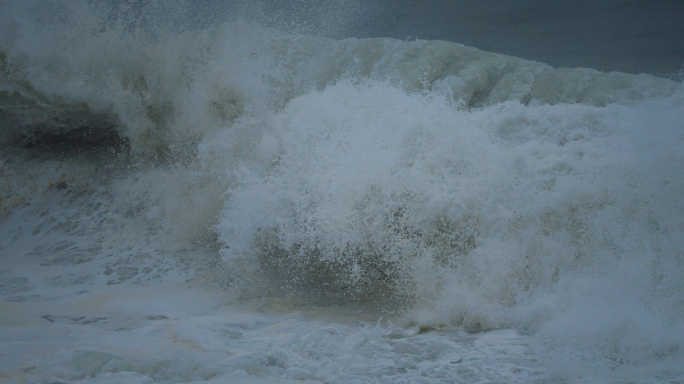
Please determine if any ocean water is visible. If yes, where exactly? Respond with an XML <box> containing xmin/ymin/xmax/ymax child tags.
<box><xmin>1</xmin><ymin>1</ymin><xmax>684</xmax><ymax>383</ymax></box>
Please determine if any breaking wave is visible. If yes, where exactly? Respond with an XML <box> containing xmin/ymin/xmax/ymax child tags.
<box><xmin>2</xmin><ymin>0</ymin><xmax>683</xmax><ymax>379</ymax></box>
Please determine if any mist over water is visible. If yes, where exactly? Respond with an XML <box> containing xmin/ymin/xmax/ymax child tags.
<box><xmin>181</xmin><ymin>0</ymin><xmax>684</xmax><ymax>76</ymax></box>
<box><xmin>1</xmin><ymin>1</ymin><xmax>683</xmax><ymax>383</ymax></box>
<box><xmin>362</xmin><ymin>0</ymin><xmax>684</xmax><ymax>77</ymax></box>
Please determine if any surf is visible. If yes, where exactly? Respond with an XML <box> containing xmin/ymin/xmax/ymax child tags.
<box><xmin>1</xmin><ymin>1</ymin><xmax>684</xmax><ymax>382</ymax></box>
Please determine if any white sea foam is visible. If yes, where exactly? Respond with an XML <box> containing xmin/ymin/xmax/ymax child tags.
<box><xmin>1</xmin><ymin>1</ymin><xmax>683</xmax><ymax>382</ymax></box>
<box><xmin>216</xmin><ymin>80</ymin><xmax>684</xmax><ymax>378</ymax></box>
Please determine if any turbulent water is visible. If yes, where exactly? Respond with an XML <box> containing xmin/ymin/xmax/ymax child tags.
<box><xmin>1</xmin><ymin>1</ymin><xmax>684</xmax><ymax>383</ymax></box>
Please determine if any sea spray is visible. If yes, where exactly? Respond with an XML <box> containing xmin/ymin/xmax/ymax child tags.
<box><xmin>1</xmin><ymin>1</ymin><xmax>683</xmax><ymax>381</ymax></box>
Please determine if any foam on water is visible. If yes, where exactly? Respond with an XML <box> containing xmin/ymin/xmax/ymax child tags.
<box><xmin>216</xmin><ymin>80</ymin><xmax>684</xmax><ymax>379</ymax></box>
<box><xmin>1</xmin><ymin>1</ymin><xmax>684</xmax><ymax>382</ymax></box>
<box><xmin>0</xmin><ymin>283</ymin><xmax>547</xmax><ymax>384</ymax></box>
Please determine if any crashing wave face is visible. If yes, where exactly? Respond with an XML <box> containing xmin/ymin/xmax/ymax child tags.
<box><xmin>2</xmin><ymin>0</ymin><xmax>684</xmax><ymax>376</ymax></box>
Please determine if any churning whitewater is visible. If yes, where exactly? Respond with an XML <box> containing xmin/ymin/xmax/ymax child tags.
<box><xmin>1</xmin><ymin>1</ymin><xmax>683</xmax><ymax>383</ymax></box>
